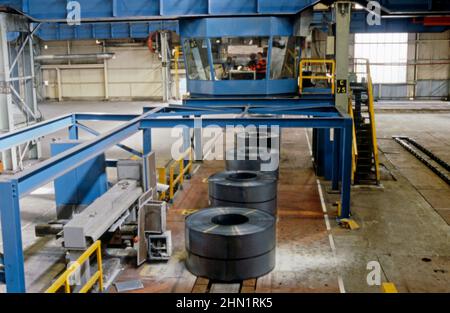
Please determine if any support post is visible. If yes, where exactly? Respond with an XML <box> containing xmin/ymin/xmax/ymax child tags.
<box><xmin>0</xmin><ymin>180</ymin><xmax>26</xmax><ymax>292</ymax></box>
<box><xmin>332</xmin><ymin>128</ymin><xmax>341</xmax><ymax>191</ymax></box>
<box><xmin>143</xmin><ymin>128</ymin><xmax>152</xmax><ymax>156</ymax></box>
<box><xmin>68</xmin><ymin>116</ymin><xmax>79</xmax><ymax>140</ymax></box>
<box><xmin>340</xmin><ymin>119</ymin><xmax>353</xmax><ymax>219</ymax></box>
<box><xmin>182</xmin><ymin>123</ymin><xmax>191</xmax><ymax>159</ymax></box>
<box><xmin>194</xmin><ymin>116</ymin><xmax>203</xmax><ymax>161</ymax></box>
<box><xmin>27</xmin><ymin>33</ymin><xmax>42</xmax><ymax>159</ymax></box>
<box><xmin>0</xmin><ymin>14</ymin><xmax>18</xmax><ymax>171</ymax></box>
<box><xmin>315</xmin><ymin>129</ymin><xmax>325</xmax><ymax>177</ymax></box>
<box><xmin>102</xmin><ymin>41</ymin><xmax>109</xmax><ymax>100</ymax></box>
<box><xmin>334</xmin><ymin>1</ymin><xmax>351</xmax><ymax>113</ymax></box>
<box><xmin>160</xmin><ymin>31</ymin><xmax>171</xmax><ymax>102</ymax></box>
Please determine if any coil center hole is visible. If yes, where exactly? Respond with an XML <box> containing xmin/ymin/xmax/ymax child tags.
<box><xmin>228</xmin><ymin>172</ymin><xmax>257</xmax><ymax>180</ymax></box>
<box><xmin>212</xmin><ymin>214</ymin><xmax>249</xmax><ymax>226</ymax></box>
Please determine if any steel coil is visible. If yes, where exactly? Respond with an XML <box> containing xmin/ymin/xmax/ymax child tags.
<box><xmin>236</xmin><ymin>130</ymin><xmax>280</xmax><ymax>150</ymax></box>
<box><xmin>209</xmin><ymin>198</ymin><xmax>277</xmax><ymax>216</ymax></box>
<box><xmin>185</xmin><ymin>207</ymin><xmax>276</xmax><ymax>281</ymax></box>
<box><xmin>208</xmin><ymin>171</ymin><xmax>277</xmax><ymax>204</ymax></box>
<box><xmin>225</xmin><ymin>148</ymin><xmax>280</xmax><ymax>177</ymax></box>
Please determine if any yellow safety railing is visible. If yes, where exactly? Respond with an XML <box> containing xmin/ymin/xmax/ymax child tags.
<box><xmin>46</xmin><ymin>241</ymin><xmax>104</xmax><ymax>293</ymax></box>
<box><xmin>367</xmin><ymin>67</ymin><xmax>380</xmax><ymax>183</ymax></box>
<box><xmin>174</xmin><ymin>46</ymin><xmax>181</xmax><ymax>100</ymax></box>
<box><xmin>299</xmin><ymin>59</ymin><xmax>336</xmax><ymax>94</ymax></box>
<box><xmin>348</xmin><ymin>96</ymin><xmax>358</xmax><ymax>183</ymax></box>
<box><xmin>158</xmin><ymin>167</ymin><xmax>167</xmax><ymax>200</ymax></box>
<box><xmin>158</xmin><ymin>148</ymin><xmax>193</xmax><ymax>201</ymax></box>
<box><xmin>358</xmin><ymin>59</ymin><xmax>380</xmax><ymax>183</ymax></box>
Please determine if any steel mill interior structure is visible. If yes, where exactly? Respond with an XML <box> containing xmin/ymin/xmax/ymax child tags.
<box><xmin>0</xmin><ymin>0</ymin><xmax>449</xmax><ymax>294</ymax></box>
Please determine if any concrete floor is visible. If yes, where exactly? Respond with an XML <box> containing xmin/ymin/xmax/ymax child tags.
<box><xmin>1</xmin><ymin>100</ymin><xmax>449</xmax><ymax>293</ymax></box>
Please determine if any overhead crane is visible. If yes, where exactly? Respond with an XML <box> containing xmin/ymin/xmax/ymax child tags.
<box><xmin>0</xmin><ymin>0</ymin><xmax>448</xmax><ymax>293</ymax></box>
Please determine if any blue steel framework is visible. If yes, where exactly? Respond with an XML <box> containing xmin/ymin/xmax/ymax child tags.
<box><xmin>0</xmin><ymin>0</ymin><xmax>447</xmax><ymax>22</ymax></box>
<box><xmin>34</xmin><ymin>11</ymin><xmax>450</xmax><ymax>42</ymax></box>
<box><xmin>0</xmin><ymin>0</ymin><xmax>446</xmax><ymax>294</ymax></box>
<box><xmin>0</xmin><ymin>104</ymin><xmax>353</xmax><ymax>292</ymax></box>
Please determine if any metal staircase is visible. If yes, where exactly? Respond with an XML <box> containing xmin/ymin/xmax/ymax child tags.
<box><xmin>349</xmin><ymin>59</ymin><xmax>380</xmax><ymax>185</ymax></box>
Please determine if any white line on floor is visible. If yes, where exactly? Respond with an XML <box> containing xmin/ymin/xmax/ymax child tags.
<box><xmin>305</xmin><ymin>128</ymin><xmax>313</xmax><ymax>156</ymax></box>
<box><xmin>307</xmin><ymin>129</ymin><xmax>346</xmax><ymax>293</ymax></box>
<box><xmin>192</xmin><ymin>164</ymin><xmax>201</xmax><ymax>175</ymax></box>
<box><xmin>317</xmin><ymin>179</ymin><xmax>328</xmax><ymax>214</ymax></box>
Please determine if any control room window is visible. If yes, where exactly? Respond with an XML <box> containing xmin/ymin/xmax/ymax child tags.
<box><xmin>184</xmin><ymin>38</ymin><xmax>211</xmax><ymax>80</ymax></box>
<box><xmin>210</xmin><ymin>37</ymin><xmax>269</xmax><ymax>80</ymax></box>
<box><xmin>354</xmin><ymin>33</ymin><xmax>408</xmax><ymax>84</ymax></box>
<box><xmin>270</xmin><ymin>36</ymin><xmax>299</xmax><ymax>79</ymax></box>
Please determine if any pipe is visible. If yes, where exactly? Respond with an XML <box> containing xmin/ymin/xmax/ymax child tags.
<box><xmin>34</xmin><ymin>53</ymin><xmax>115</xmax><ymax>62</ymax></box>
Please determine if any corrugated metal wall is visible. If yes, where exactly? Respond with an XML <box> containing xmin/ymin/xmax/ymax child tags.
<box><xmin>315</xmin><ymin>29</ymin><xmax>449</xmax><ymax>100</ymax></box>
<box><xmin>39</xmin><ymin>30</ymin><xmax>449</xmax><ymax>101</ymax></box>
<box><xmin>40</xmin><ymin>40</ymin><xmax>163</xmax><ymax>100</ymax></box>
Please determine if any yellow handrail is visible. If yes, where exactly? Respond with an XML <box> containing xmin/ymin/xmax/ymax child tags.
<box><xmin>174</xmin><ymin>46</ymin><xmax>180</xmax><ymax>100</ymax></box>
<box><xmin>350</xmin><ymin>58</ymin><xmax>380</xmax><ymax>184</ymax></box>
<box><xmin>365</xmin><ymin>62</ymin><xmax>381</xmax><ymax>184</ymax></box>
<box><xmin>158</xmin><ymin>148</ymin><xmax>193</xmax><ymax>201</ymax></box>
<box><xmin>46</xmin><ymin>241</ymin><xmax>103</xmax><ymax>293</ymax></box>
<box><xmin>348</xmin><ymin>97</ymin><xmax>358</xmax><ymax>183</ymax></box>
<box><xmin>299</xmin><ymin>59</ymin><xmax>336</xmax><ymax>94</ymax></box>
<box><xmin>158</xmin><ymin>167</ymin><xmax>167</xmax><ymax>200</ymax></box>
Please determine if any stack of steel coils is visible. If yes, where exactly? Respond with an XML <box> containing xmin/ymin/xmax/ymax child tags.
<box><xmin>184</xmin><ymin>128</ymin><xmax>281</xmax><ymax>281</ymax></box>
<box><xmin>185</xmin><ymin>207</ymin><xmax>276</xmax><ymax>281</ymax></box>
<box><xmin>208</xmin><ymin>171</ymin><xmax>278</xmax><ymax>215</ymax></box>
<box><xmin>225</xmin><ymin>147</ymin><xmax>280</xmax><ymax>178</ymax></box>
<box><xmin>226</xmin><ymin>129</ymin><xmax>281</xmax><ymax>177</ymax></box>
<box><xmin>235</xmin><ymin>129</ymin><xmax>280</xmax><ymax>150</ymax></box>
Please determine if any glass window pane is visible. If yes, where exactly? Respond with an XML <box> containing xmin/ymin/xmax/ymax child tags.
<box><xmin>354</xmin><ymin>33</ymin><xmax>408</xmax><ymax>84</ymax></box>
<box><xmin>210</xmin><ymin>37</ymin><xmax>269</xmax><ymax>80</ymax></box>
<box><xmin>270</xmin><ymin>36</ymin><xmax>299</xmax><ymax>79</ymax></box>
<box><xmin>184</xmin><ymin>38</ymin><xmax>211</xmax><ymax>80</ymax></box>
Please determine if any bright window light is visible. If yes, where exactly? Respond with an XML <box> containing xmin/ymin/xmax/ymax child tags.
<box><xmin>354</xmin><ymin>33</ymin><xmax>408</xmax><ymax>84</ymax></box>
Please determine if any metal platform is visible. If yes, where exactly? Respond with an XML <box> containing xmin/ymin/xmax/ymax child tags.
<box><xmin>0</xmin><ymin>104</ymin><xmax>353</xmax><ymax>292</ymax></box>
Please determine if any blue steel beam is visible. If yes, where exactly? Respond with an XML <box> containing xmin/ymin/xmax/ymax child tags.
<box><xmin>139</xmin><ymin>117</ymin><xmax>349</xmax><ymax>129</ymax></box>
<box><xmin>75</xmin><ymin>112</ymin><xmax>139</xmax><ymax>122</ymax></box>
<box><xmin>0</xmin><ymin>114</ymin><xmax>74</xmax><ymax>151</ymax></box>
<box><xmin>74</xmin><ymin>110</ymin><xmax>246</xmax><ymax>122</ymax></box>
<box><xmin>184</xmin><ymin>98</ymin><xmax>335</xmax><ymax>107</ymax></box>
<box><xmin>0</xmin><ymin>0</ymin><xmax>319</xmax><ymax>22</ymax></box>
<box><xmin>12</xmin><ymin>107</ymin><xmax>162</xmax><ymax>197</ymax></box>
<box><xmin>76</xmin><ymin>122</ymin><xmax>144</xmax><ymax>158</ymax></box>
<box><xmin>36</xmin><ymin>21</ymin><xmax>179</xmax><ymax>41</ymax></box>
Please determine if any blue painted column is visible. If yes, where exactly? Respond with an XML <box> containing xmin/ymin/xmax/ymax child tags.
<box><xmin>340</xmin><ymin>119</ymin><xmax>353</xmax><ymax>219</ymax></box>
<box><xmin>68</xmin><ymin>116</ymin><xmax>79</xmax><ymax>140</ymax></box>
<box><xmin>315</xmin><ymin>129</ymin><xmax>325</xmax><ymax>177</ymax></box>
<box><xmin>182</xmin><ymin>116</ymin><xmax>191</xmax><ymax>166</ymax></box>
<box><xmin>323</xmin><ymin>129</ymin><xmax>333</xmax><ymax>180</ymax></box>
<box><xmin>0</xmin><ymin>180</ymin><xmax>26</xmax><ymax>292</ymax></box>
<box><xmin>332</xmin><ymin>128</ymin><xmax>342</xmax><ymax>191</ymax></box>
<box><xmin>143</xmin><ymin>128</ymin><xmax>152</xmax><ymax>156</ymax></box>
<box><xmin>142</xmin><ymin>128</ymin><xmax>153</xmax><ymax>192</ymax></box>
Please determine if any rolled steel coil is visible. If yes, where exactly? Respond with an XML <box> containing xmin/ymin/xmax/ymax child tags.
<box><xmin>235</xmin><ymin>129</ymin><xmax>280</xmax><ymax>150</ymax></box>
<box><xmin>225</xmin><ymin>148</ymin><xmax>280</xmax><ymax>177</ymax></box>
<box><xmin>208</xmin><ymin>171</ymin><xmax>278</xmax><ymax>215</ymax></box>
<box><xmin>185</xmin><ymin>207</ymin><xmax>276</xmax><ymax>281</ymax></box>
